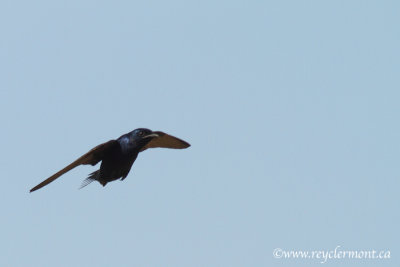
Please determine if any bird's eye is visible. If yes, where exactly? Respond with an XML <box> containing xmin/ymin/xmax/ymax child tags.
<box><xmin>138</xmin><ymin>131</ymin><xmax>144</xmax><ymax>136</ymax></box>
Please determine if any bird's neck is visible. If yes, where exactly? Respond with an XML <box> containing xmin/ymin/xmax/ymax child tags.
<box><xmin>118</xmin><ymin>136</ymin><xmax>147</xmax><ymax>154</ymax></box>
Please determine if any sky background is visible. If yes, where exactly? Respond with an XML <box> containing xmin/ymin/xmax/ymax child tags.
<box><xmin>0</xmin><ymin>1</ymin><xmax>399</xmax><ymax>266</ymax></box>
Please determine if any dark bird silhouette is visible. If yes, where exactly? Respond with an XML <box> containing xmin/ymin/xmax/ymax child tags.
<box><xmin>30</xmin><ymin>128</ymin><xmax>190</xmax><ymax>192</ymax></box>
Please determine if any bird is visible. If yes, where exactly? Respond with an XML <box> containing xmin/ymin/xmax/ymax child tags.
<box><xmin>30</xmin><ymin>128</ymin><xmax>190</xmax><ymax>192</ymax></box>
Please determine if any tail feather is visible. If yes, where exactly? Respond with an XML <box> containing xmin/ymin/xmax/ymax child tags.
<box><xmin>79</xmin><ymin>170</ymin><xmax>99</xmax><ymax>189</ymax></box>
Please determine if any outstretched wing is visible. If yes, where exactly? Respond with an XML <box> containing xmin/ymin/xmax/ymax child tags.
<box><xmin>30</xmin><ymin>140</ymin><xmax>119</xmax><ymax>192</ymax></box>
<box><xmin>140</xmin><ymin>131</ymin><xmax>190</xmax><ymax>152</ymax></box>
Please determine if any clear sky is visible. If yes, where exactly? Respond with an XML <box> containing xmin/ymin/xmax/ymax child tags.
<box><xmin>0</xmin><ymin>1</ymin><xmax>399</xmax><ymax>266</ymax></box>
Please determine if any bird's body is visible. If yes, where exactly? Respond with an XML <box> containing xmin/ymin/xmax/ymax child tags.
<box><xmin>30</xmin><ymin>128</ymin><xmax>190</xmax><ymax>192</ymax></box>
<box><xmin>84</xmin><ymin>142</ymin><xmax>137</xmax><ymax>187</ymax></box>
<box><xmin>83</xmin><ymin>132</ymin><xmax>145</xmax><ymax>187</ymax></box>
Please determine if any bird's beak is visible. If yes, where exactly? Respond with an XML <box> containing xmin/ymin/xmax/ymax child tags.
<box><xmin>143</xmin><ymin>133</ymin><xmax>159</xmax><ymax>139</ymax></box>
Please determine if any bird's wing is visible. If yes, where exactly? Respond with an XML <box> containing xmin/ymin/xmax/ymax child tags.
<box><xmin>30</xmin><ymin>140</ymin><xmax>119</xmax><ymax>192</ymax></box>
<box><xmin>140</xmin><ymin>131</ymin><xmax>190</xmax><ymax>152</ymax></box>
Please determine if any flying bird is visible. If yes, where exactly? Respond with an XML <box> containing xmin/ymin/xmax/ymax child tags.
<box><xmin>30</xmin><ymin>128</ymin><xmax>190</xmax><ymax>192</ymax></box>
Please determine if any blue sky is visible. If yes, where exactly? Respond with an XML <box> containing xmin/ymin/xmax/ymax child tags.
<box><xmin>0</xmin><ymin>1</ymin><xmax>399</xmax><ymax>266</ymax></box>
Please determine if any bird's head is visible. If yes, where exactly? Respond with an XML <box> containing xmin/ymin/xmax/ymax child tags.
<box><xmin>128</xmin><ymin>128</ymin><xmax>159</xmax><ymax>147</ymax></box>
<box><xmin>118</xmin><ymin>128</ymin><xmax>159</xmax><ymax>153</ymax></box>
<box><xmin>132</xmin><ymin>128</ymin><xmax>158</xmax><ymax>138</ymax></box>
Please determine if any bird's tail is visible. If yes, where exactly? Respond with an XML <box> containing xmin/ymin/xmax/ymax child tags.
<box><xmin>79</xmin><ymin>170</ymin><xmax>99</xmax><ymax>189</ymax></box>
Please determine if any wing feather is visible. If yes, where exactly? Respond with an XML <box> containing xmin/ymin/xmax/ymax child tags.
<box><xmin>140</xmin><ymin>131</ymin><xmax>190</xmax><ymax>152</ymax></box>
<box><xmin>30</xmin><ymin>140</ymin><xmax>118</xmax><ymax>192</ymax></box>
